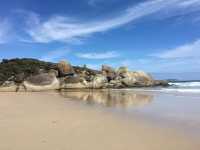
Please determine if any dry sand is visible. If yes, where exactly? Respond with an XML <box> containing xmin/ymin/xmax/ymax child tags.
<box><xmin>0</xmin><ymin>92</ymin><xmax>199</xmax><ymax>150</ymax></box>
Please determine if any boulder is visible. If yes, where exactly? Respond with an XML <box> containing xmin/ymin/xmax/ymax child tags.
<box><xmin>60</xmin><ymin>76</ymin><xmax>89</xmax><ymax>89</ymax></box>
<box><xmin>107</xmin><ymin>80</ymin><xmax>125</xmax><ymax>88</ymax></box>
<box><xmin>89</xmin><ymin>74</ymin><xmax>108</xmax><ymax>89</ymax></box>
<box><xmin>25</xmin><ymin>73</ymin><xmax>55</xmax><ymax>85</ymax></box>
<box><xmin>57</xmin><ymin>60</ymin><xmax>75</xmax><ymax>77</ymax></box>
<box><xmin>131</xmin><ymin>71</ymin><xmax>154</xmax><ymax>86</ymax></box>
<box><xmin>102</xmin><ymin>65</ymin><xmax>116</xmax><ymax>81</ymax></box>
<box><xmin>0</xmin><ymin>81</ymin><xmax>18</xmax><ymax>92</ymax></box>
<box><xmin>48</xmin><ymin>69</ymin><xmax>59</xmax><ymax>77</ymax></box>
<box><xmin>23</xmin><ymin>73</ymin><xmax>60</xmax><ymax>91</ymax></box>
<box><xmin>73</xmin><ymin>66</ymin><xmax>100</xmax><ymax>82</ymax></box>
<box><xmin>121</xmin><ymin>75</ymin><xmax>137</xmax><ymax>87</ymax></box>
<box><xmin>117</xmin><ymin>66</ymin><xmax>129</xmax><ymax>78</ymax></box>
<box><xmin>153</xmin><ymin>80</ymin><xmax>169</xmax><ymax>86</ymax></box>
<box><xmin>64</xmin><ymin>76</ymin><xmax>82</xmax><ymax>84</ymax></box>
<box><xmin>60</xmin><ymin>82</ymin><xmax>88</xmax><ymax>89</ymax></box>
<box><xmin>116</xmin><ymin>71</ymin><xmax>154</xmax><ymax>87</ymax></box>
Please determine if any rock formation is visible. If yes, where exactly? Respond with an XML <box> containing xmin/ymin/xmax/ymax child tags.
<box><xmin>57</xmin><ymin>60</ymin><xmax>75</xmax><ymax>77</ymax></box>
<box><xmin>23</xmin><ymin>72</ymin><xmax>60</xmax><ymax>92</ymax></box>
<box><xmin>0</xmin><ymin>58</ymin><xmax>169</xmax><ymax>92</ymax></box>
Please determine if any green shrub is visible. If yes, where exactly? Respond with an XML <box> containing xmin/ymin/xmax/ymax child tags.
<box><xmin>0</xmin><ymin>58</ymin><xmax>56</xmax><ymax>84</ymax></box>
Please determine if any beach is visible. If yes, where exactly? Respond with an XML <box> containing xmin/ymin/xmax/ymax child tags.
<box><xmin>0</xmin><ymin>91</ymin><xmax>200</xmax><ymax>150</ymax></box>
<box><xmin>1</xmin><ymin>0</ymin><xmax>199</xmax><ymax>149</ymax></box>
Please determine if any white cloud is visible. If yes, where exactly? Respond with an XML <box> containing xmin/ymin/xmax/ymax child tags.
<box><xmin>0</xmin><ymin>19</ymin><xmax>11</xmax><ymax>44</ymax></box>
<box><xmin>120</xmin><ymin>57</ymin><xmax>200</xmax><ymax>73</ymax></box>
<box><xmin>25</xmin><ymin>0</ymin><xmax>200</xmax><ymax>43</ymax></box>
<box><xmin>40</xmin><ymin>48</ymin><xmax>71</xmax><ymax>62</ymax></box>
<box><xmin>178</xmin><ymin>0</ymin><xmax>200</xmax><ymax>7</ymax></box>
<box><xmin>152</xmin><ymin>39</ymin><xmax>200</xmax><ymax>59</ymax></box>
<box><xmin>119</xmin><ymin>39</ymin><xmax>200</xmax><ymax>73</ymax></box>
<box><xmin>76</xmin><ymin>51</ymin><xmax>119</xmax><ymax>59</ymax></box>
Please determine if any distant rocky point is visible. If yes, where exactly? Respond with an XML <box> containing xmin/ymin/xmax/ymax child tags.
<box><xmin>0</xmin><ymin>58</ymin><xmax>168</xmax><ymax>92</ymax></box>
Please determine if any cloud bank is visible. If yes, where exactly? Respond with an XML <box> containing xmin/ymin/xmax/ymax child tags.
<box><xmin>25</xmin><ymin>0</ymin><xmax>200</xmax><ymax>43</ymax></box>
<box><xmin>152</xmin><ymin>39</ymin><xmax>200</xmax><ymax>59</ymax></box>
<box><xmin>76</xmin><ymin>51</ymin><xmax>119</xmax><ymax>59</ymax></box>
<box><xmin>120</xmin><ymin>38</ymin><xmax>200</xmax><ymax>73</ymax></box>
<box><xmin>40</xmin><ymin>48</ymin><xmax>71</xmax><ymax>62</ymax></box>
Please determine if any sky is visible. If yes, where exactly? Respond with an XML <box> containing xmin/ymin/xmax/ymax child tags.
<box><xmin>0</xmin><ymin>0</ymin><xmax>200</xmax><ymax>80</ymax></box>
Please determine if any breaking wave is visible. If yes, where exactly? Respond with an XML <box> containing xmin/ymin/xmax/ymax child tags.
<box><xmin>169</xmin><ymin>82</ymin><xmax>200</xmax><ymax>88</ymax></box>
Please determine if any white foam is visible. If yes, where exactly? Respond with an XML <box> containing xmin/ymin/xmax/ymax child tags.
<box><xmin>160</xmin><ymin>88</ymin><xmax>200</xmax><ymax>93</ymax></box>
<box><xmin>111</xmin><ymin>81</ymin><xmax>200</xmax><ymax>93</ymax></box>
<box><xmin>169</xmin><ymin>82</ymin><xmax>200</xmax><ymax>87</ymax></box>
<box><xmin>112</xmin><ymin>88</ymin><xmax>200</xmax><ymax>94</ymax></box>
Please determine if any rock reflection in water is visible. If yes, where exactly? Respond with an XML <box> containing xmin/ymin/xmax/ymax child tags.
<box><xmin>60</xmin><ymin>90</ymin><xmax>153</xmax><ymax>108</ymax></box>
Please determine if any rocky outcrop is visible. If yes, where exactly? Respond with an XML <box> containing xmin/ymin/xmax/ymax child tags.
<box><xmin>0</xmin><ymin>58</ymin><xmax>56</xmax><ymax>84</ymax></box>
<box><xmin>60</xmin><ymin>76</ymin><xmax>89</xmax><ymax>89</ymax></box>
<box><xmin>0</xmin><ymin>81</ymin><xmax>18</xmax><ymax>92</ymax></box>
<box><xmin>102</xmin><ymin>65</ymin><xmax>116</xmax><ymax>81</ymax></box>
<box><xmin>57</xmin><ymin>60</ymin><xmax>75</xmax><ymax>77</ymax></box>
<box><xmin>0</xmin><ymin>58</ymin><xmax>169</xmax><ymax>92</ymax></box>
<box><xmin>73</xmin><ymin>66</ymin><xmax>100</xmax><ymax>82</ymax></box>
<box><xmin>115</xmin><ymin>67</ymin><xmax>154</xmax><ymax>87</ymax></box>
<box><xmin>89</xmin><ymin>74</ymin><xmax>108</xmax><ymax>89</ymax></box>
<box><xmin>116</xmin><ymin>66</ymin><xmax>129</xmax><ymax>77</ymax></box>
<box><xmin>153</xmin><ymin>80</ymin><xmax>169</xmax><ymax>87</ymax></box>
<box><xmin>23</xmin><ymin>73</ymin><xmax>60</xmax><ymax>91</ymax></box>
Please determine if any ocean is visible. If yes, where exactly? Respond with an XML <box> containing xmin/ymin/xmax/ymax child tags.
<box><xmin>127</xmin><ymin>81</ymin><xmax>200</xmax><ymax>93</ymax></box>
<box><xmin>166</xmin><ymin>81</ymin><xmax>200</xmax><ymax>93</ymax></box>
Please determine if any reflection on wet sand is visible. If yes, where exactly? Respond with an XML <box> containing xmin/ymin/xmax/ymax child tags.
<box><xmin>60</xmin><ymin>90</ymin><xmax>153</xmax><ymax>108</ymax></box>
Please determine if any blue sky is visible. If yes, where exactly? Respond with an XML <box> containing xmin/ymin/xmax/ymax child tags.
<box><xmin>0</xmin><ymin>0</ymin><xmax>200</xmax><ymax>79</ymax></box>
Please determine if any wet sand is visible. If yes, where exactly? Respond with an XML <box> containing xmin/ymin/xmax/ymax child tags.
<box><xmin>0</xmin><ymin>92</ymin><xmax>200</xmax><ymax>150</ymax></box>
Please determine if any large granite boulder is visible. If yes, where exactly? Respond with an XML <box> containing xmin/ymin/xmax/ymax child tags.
<box><xmin>102</xmin><ymin>65</ymin><xmax>116</xmax><ymax>81</ymax></box>
<box><xmin>0</xmin><ymin>81</ymin><xmax>18</xmax><ymax>92</ymax></box>
<box><xmin>131</xmin><ymin>71</ymin><xmax>154</xmax><ymax>86</ymax></box>
<box><xmin>75</xmin><ymin>70</ymin><xmax>93</xmax><ymax>82</ymax></box>
<box><xmin>63</xmin><ymin>76</ymin><xmax>82</xmax><ymax>83</ymax></box>
<box><xmin>48</xmin><ymin>69</ymin><xmax>59</xmax><ymax>77</ymax></box>
<box><xmin>116</xmin><ymin>67</ymin><xmax>155</xmax><ymax>87</ymax></box>
<box><xmin>154</xmin><ymin>80</ymin><xmax>169</xmax><ymax>86</ymax></box>
<box><xmin>57</xmin><ymin>60</ymin><xmax>75</xmax><ymax>77</ymax></box>
<box><xmin>107</xmin><ymin>79</ymin><xmax>125</xmax><ymax>88</ymax></box>
<box><xmin>117</xmin><ymin>66</ymin><xmax>129</xmax><ymax>77</ymax></box>
<box><xmin>60</xmin><ymin>76</ymin><xmax>88</xmax><ymax>89</ymax></box>
<box><xmin>120</xmin><ymin>73</ymin><xmax>137</xmax><ymax>87</ymax></box>
<box><xmin>60</xmin><ymin>82</ymin><xmax>88</xmax><ymax>89</ymax></box>
<box><xmin>89</xmin><ymin>74</ymin><xmax>108</xmax><ymax>89</ymax></box>
<box><xmin>23</xmin><ymin>73</ymin><xmax>60</xmax><ymax>91</ymax></box>
<box><xmin>73</xmin><ymin>66</ymin><xmax>100</xmax><ymax>82</ymax></box>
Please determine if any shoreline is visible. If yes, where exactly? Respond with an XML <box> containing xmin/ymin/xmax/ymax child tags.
<box><xmin>0</xmin><ymin>92</ymin><xmax>200</xmax><ymax>150</ymax></box>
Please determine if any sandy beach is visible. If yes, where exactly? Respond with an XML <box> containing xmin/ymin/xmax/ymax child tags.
<box><xmin>0</xmin><ymin>92</ymin><xmax>200</xmax><ymax>150</ymax></box>
<box><xmin>1</xmin><ymin>0</ymin><xmax>200</xmax><ymax>149</ymax></box>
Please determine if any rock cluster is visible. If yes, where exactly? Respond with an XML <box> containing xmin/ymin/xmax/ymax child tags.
<box><xmin>0</xmin><ymin>58</ymin><xmax>169</xmax><ymax>92</ymax></box>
